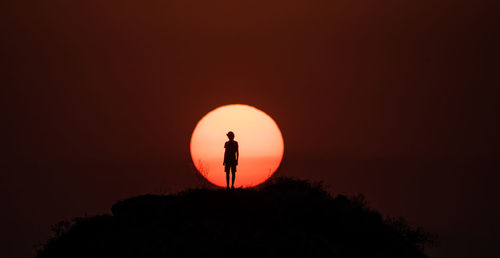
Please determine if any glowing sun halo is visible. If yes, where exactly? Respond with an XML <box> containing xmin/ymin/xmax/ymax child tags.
<box><xmin>190</xmin><ymin>104</ymin><xmax>284</xmax><ymax>188</ymax></box>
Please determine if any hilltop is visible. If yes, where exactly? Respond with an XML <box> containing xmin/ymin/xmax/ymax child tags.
<box><xmin>37</xmin><ymin>178</ymin><xmax>434</xmax><ymax>258</ymax></box>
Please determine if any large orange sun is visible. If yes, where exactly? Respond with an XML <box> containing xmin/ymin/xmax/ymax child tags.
<box><xmin>190</xmin><ymin>104</ymin><xmax>284</xmax><ymax>188</ymax></box>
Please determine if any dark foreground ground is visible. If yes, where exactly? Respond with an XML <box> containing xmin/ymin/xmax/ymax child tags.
<box><xmin>37</xmin><ymin>178</ymin><xmax>434</xmax><ymax>258</ymax></box>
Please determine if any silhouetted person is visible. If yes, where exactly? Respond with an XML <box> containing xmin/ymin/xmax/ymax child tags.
<box><xmin>223</xmin><ymin>131</ymin><xmax>239</xmax><ymax>189</ymax></box>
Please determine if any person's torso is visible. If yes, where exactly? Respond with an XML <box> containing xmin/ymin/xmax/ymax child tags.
<box><xmin>224</xmin><ymin>141</ymin><xmax>238</xmax><ymax>161</ymax></box>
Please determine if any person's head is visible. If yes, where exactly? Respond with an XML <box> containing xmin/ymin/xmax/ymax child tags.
<box><xmin>226</xmin><ymin>131</ymin><xmax>235</xmax><ymax>140</ymax></box>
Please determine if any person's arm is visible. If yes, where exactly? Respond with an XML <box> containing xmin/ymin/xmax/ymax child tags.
<box><xmin>236</xmin><ymin>142</ymin><xmax>239</xmax><ymax>165</ymax></box>
<box><xmin>223</xmin><ymin>142</ymin><xmax>227</xmax><ymax>166</ymax></box>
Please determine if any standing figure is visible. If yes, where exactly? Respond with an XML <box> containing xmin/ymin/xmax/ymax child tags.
<box><xmin>223</xmin><ymin>131</ymin><xmax>239</xmax><ymax>189</ymax></box>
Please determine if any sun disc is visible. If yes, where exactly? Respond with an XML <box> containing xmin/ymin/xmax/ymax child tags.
<box><xmin>190</xmin><ymin>104</ymin><xmax>284</xmax><ymax>187</ymax></box>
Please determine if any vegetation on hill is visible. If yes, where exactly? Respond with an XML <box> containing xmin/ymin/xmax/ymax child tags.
<box><xmin>37</xmin><ymin>177</ymin><xmax>435</xmax><ymax>258</ymax></box>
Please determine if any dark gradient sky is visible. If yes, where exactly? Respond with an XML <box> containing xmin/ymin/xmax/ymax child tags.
<box><xmin>1</xmin><ymin>1</ymin><xmax>499</xmax><ymax>258</ymax></box>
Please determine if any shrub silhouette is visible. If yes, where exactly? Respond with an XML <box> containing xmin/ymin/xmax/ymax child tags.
<box><xmin>37</xmin><ymin>177</ymin><xmax>434</xmax><ymax>258</ymax></box>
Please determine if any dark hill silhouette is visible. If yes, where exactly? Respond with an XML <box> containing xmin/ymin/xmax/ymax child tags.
<box><xmin>37</xmin><ymin>178</ymin><xmax>434</xmax><ymax>258</ymax></box>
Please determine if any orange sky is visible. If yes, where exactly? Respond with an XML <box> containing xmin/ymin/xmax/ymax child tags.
<box><xmin>2</xmin><ymin>1</ymin><xmax>499</xmax><ymax>258</ymax></box>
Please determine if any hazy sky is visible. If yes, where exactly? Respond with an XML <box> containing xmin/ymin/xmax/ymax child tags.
<box><xmin>1</xmin><ymin>1</ymin><xmax>498</xmax><ymax>258</ymax></box>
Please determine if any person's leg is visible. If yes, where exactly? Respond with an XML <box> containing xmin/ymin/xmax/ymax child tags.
<box><xmin>226</xmin><ymin>172</ymin><xmax>230</xmax><ymax>189</ymax></box>
<box><xmin>231</xmin><ymin>169</ymin><xmax>236</xmax><ymax>188</ymax></box>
